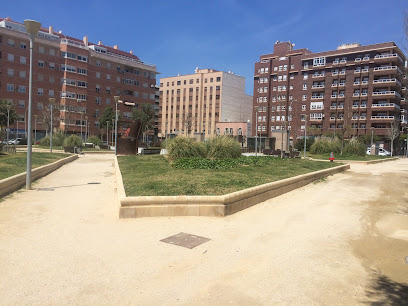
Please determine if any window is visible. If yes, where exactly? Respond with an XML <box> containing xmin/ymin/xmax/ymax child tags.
<box><xmin>303</xmin><ymin>62</ymin><xmax>309</xmax><ymax>69</ymax></box>
<box><xmin>48</xmin><ymin>62</ymin><xmax>55</xmax><ymax>69</ymax></box>
<box><xmin>49</xmin><ymin>48</ymin><xmax>55</xmax><ymax>56</ymax></box>
<box><xmin>18</xmin><ymin>85</ymin><xmax>26</xmax><ymax>93</ymax></box>
<box><xmin>77</xmin><ymin>94</ymin><xmax>87</xmax><ymax>101</ymax></box>
<box><xmin>216</xmin><ymin>77</ymin><xmax>221</xmax><ymax>82</ymax></box>
<box><xmin>7</xmin><ymin>84</ymin><xmax>14</xmax><ymax>91</ymax></box>
<box><xmin>38</xmin><ymin>60</ymin><xmax>44</xmax><ymax>68</ymax></box>
<box><xmin>96</xmin><ymin>60</ymin><xmax>101</xmax><ymax>66</ymax></box>
<box><xmin>290</xmin><ymin>74</ymin><xmax>294</xmax><ymax>80</ymax></box>
<box><xmin>77</xmin><ymin>81</ymin><xmax>87</xmax><ymax>88</ymax></box>
<box><xmin>8</xmin><ymin>39</ymin><xmax>15</xmax><ymax>47</ymax></box>
<box><xmin>61</xmin><ymin>65</ymin><xmax>76</xmax><ymax>72</ymax></box>
<box><xmin>61</xmin><ymin>51</ymin><xmax>76</xmax><ymax>59</ymax></box>
<box><xmin>96</xmin><ymin>85</ymin><xmax>100</xmax><ymax>93</ymax></box>
<box><xmin>39</xmin><ymin>46</ymin><xmax>44</xmax><ymax>53</ymax></box>
<box><xmin>37</xmin><ymin>88</ymin><xmax>44</xmax><ymax>95</ymax></box>
<box><xmin>310</xmin><ymin>102</ymin><xmax>323</xmax><ymax>110</ymax></box>
<box><xmin>96</xmin><ymin>97</ymin><xmax>101</xmax><ymax>105</ymax></box>
<box><xmin>107</xmin><ymin>62</ymin><xmax>112</xmax><ymax>69</ymax></box>
<box><xmin>38</xmin><ymin>74</ymin><xmax>43</xmax><ymax>81</ymax></box>
<box><xmin>143</xmin><ymin>82</ymin><xmax>148</xmax><ymax>88</ymax></box>
<box><xmin>302</xmin><ymin>105</ymin><xmax>306</xmax><ymax>110</ymax></box>
<box><xmin>49</xmin><ymin>76</ymin><xmax>54</xmax><ymax>83</ymax></box>
<box><xmin>8</xmin><ymin>53</ymin><xmax>14</xmax><ymax>62</ymax></box>
<box><xmin>96</xmin><ymin>72</ymin><xmax>101</xmax><ymax>78</ymax></box>
<box><xmin>302</xmin><ymin>94</ymin><xmax>307</xmax><ymax>100</ymax></box>
<box><xmin>18</xmin><ymin>100</ymin><xmax>25</xmax><ymax>108</ymax></box>
<box><xmin>278</xmin><ymin>76</ymin><xmax>282</xmax><ymax>81</ymax></box>
<box><xmin>291</xmin><ymin>64</ymin><xmax>295</xmax><ymax>69</ymax></box>
<box><xmin>19</xmin><ymin>71</ymin><xmax>26</xmax><ymax>78</ymax></box>
<box><xmin>117</xmin><ymin>77</ymin><xmax>120</xmax><ymax>82</ymax></box>
<box><xmin>313</xmin><ymin>57</ymin><xmax>326</xmax><ymax>66</ymax></box>
<box><xmin>107</xmin><ymin>74</ymin><xmax>111</xmax><ymax>80</ymax></box>
<box><xmin>77</xmin><ymin>55</ymin><xmax>87</xmax><ymax>62</ymax></box>
<box><xmin>19</xmin><ymin>56</ymin><xmax>26</xmax><ymax>64</ymax></box>
<box><xmin>279</xmin><ymin>65</ymin><xmax>283</xmax><ymax>71</ymax></box>
<box><xmin>48</xmin><ymin>90</ymin><xmax>54</xmax><ymax>97</ymax></box>
<box><xmin>77</xmin><ymin>68</ymin><xmax>87</xmax><ymax>75</ymax></box>
<box><xmin>274</xmin><ymin>67</ymin><xmax>278</xmax><ymax>71</ymax></box>
<box><xmin>142</xmin><ymin>93</ymin><xmax>148</xmax><ymax>99</ymax></box>
<box><xmin>7</xmin><ymin>68</ymin><xmax>14</xmax><ymax>76</ymax></box>
<box><xmin>106</xmin><ymin>98</ymin><xmax>111</xmax><ymax>105</ymax></box>
<box><xmin>37</xmin><ymin>102</ymin><xmax>43</xmax><ymax>110</ymax></box>
<box><xmin>303</xmin><ymin>73</ymin><xmax>308</xmax><ymax>80</ymax></box>
<box><xmin>303</xmin><ymin>84</ymin><xmax>307</xmax><ymax>90</ymax></box>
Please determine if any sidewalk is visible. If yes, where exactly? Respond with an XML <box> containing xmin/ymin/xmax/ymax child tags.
<box><xmin>0</xmin><ymin>156</ymin><xmax>406</xmax><ymax>304</ymax></box>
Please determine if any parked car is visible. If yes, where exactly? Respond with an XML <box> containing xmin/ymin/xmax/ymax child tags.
<box><xmin>366</xmin><ymin>148</ymin><xmax>391</xmax><ymax>156</ymax></box>
<box><xmin>8</xmin><ymin>138</ymin><xmax>22</xmax><ymax>145</ymax></box>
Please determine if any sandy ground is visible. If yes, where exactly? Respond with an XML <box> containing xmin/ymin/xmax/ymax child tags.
<box><xmin>0</xmin><ymin>154</ymin><xmax>407</xmax><ymax>305</ymax></box>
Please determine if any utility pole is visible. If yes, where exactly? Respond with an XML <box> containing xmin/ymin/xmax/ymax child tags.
<box><xmin>304</xmin><ymin>117</ymin><xmax>307</xmax><ymax>159</ymax></box>
<box><xmin>255</xmin><ymin>107</ymin><xmax>259</xmax><ymax>156</ymax></box>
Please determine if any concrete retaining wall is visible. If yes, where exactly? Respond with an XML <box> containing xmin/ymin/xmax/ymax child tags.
<box><xmin>115</xmin><ymin>157</ymin><xmax>349</xmax><ymax>218</ymax></box>
<box><xmin>309</xmin><ymin>157</ymin><xmax>398</xmax><ymax>164</ymax></box>
<box><xmin>0</xmin><ymin>154</ymin><xmax>78</xmax><ymax>198</ymax></box>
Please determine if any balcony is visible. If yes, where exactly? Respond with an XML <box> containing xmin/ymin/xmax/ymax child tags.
<box><xmin>373</xmin><ymin>66</ymin><xmax>402</xmax><ymax>75</ymax></box>
<box><xmin>311</xmin><ymin>85</ymin><xmax>325</xmax><ymax>89</ymax></box>
<box><xmin>374</xmin><ymin>53</ymin><xmax>404</xmax><ymax>64</ymax></box>
<box><xmin>337</xmin><ymin>117</ymin><xmax>344</xmax><ymax>121</ymax></box>
<box><xmin>361</xmin><ymin>104</ymin><xmax>367</xmax><ymax>108</ymax></box>
<box><xmin>355</xmin><ymin>58</ymin><xmax>362</xmax><ymax>62</ymax></box>
<box><xmin>332</xmin><ymin>71</ymin><xmax>339</xmax><ymax>76</ymax></box>
<box><xmin>338</xmin><ymin>94</ymin><xmax>345</xmax><ymax>98</ymax></box>
<box><xmin>355</xmin><ymin>69</ymin><xmax>361</xmax><ymax>73</ymax></box>
<box><xmin>330</xmin><ymin>117</ymin><xmax>336</xmax><ymax>120</ymax></box>
<box><xmin>330</xmin><ymin>106</ymin><xmax>337</xmax><ymax>109</ymax></box>
<box><xmin>361</xmin><ymin>92</ymin><xmax>368</xmax><ymax>97</ymax></box>
<box><xmin>371</xmin><ymin>115</ymin><xmax>395</xmax><ymax>120</ymax></box>
<box><xmin>340</xmin><ymin>60</ymin><xmax>347</xmax><ymax>64</ymax></box>
<box><xmin>362</xmin><ymin>68</ymin><xmax>369</xmax><ymax>73</ymax></box>
<box><xmin>333</xmin><ymin>61</ymin><xmax>339</xmax><ymax>65</ymax></box>
<box><xmin>338</xmin><ymin>82</ymin><xmax>345</xmax><ymax>87</ymax></box>
<box><xmin>352</xmin><ymin>116</ymin><xmax>359</xmax><ymax>120</ymax></box>
<box><xmin>371</xmin><ymin>103</ymin><xmax>400</xmax><ymax>109</ymax></box>
<box><xmin>311</xmin><ymin>95</ymin><xmax>324</xmax><ymax>99</ymax></box>
<box><xmin>331</xmin><ymin>84</ymin><xmax>338</xmax><ymax>87</ymax></box>
<box><xmin>312</xmin><ymin>73</ymin><xmax>325</xmax><ymax>78</ymax></box>
<box><xmin>361</xmin><ymin>81</ymin><xmax>369</xmax><ymax>85</ymax></box>
<box><xmin>353</xmin><ymin>93</ymin><xmax>360</xmax><ymax>97</ymax></box>
<box><xmin>331</xmin><ymin>95</ymin><xmax>338</xmax><ymax>99</ymax></box>
<box><xmin>339</xmin><ymin>71</ymin><xmax>346</xmax><ymax>75</ymax></box>
<box><xmin>373</xmin><ymin>78</ymin><xmax>401</xmax><ymax>87</ymax></box>
<box><xmin>360</xmin><ymin>116</ymin><xmax>367</xmax><ymax>120</ymax></box>
<box><xmin>338</xmin><ymin>105</ymin><xmax>344</xmax><ymax>109</ymax></box>
<box><xmin>363</xmin><ymin>56</ymin><xmax>370</xmax><ymax>61</ymax></box>
<box><xmin>354</xmin><ymin>82</ymin><xmax>360</xmax><ymax>85</ymax></box>
<box><xmin>372</xmin><ymin>91</ymin><xmax>401</xmax><ymax>99</ymax></box>
<box><xmin>352</xmin><ymin>105</ymin><xmax>359</xmax><ymax>108</ymax></box>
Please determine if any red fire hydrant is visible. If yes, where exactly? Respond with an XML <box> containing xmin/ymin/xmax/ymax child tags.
<box><xmin>329</xmin><ymin>152</ymin><xmax>335</xmax><ymax>162</ymax></box>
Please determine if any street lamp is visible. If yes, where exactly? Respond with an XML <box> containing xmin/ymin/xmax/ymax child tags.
<box><xmin>254</xmin><ymin>106</ymin><xmax>259</xmax><ymax>156</ymax></box>
<box><xmin>6</xmin><ymin>103</ymin><xmax>12</xmax><ymax>143</ymax></box>
<box><xmin>80</xmin><ymin>112</ymin><xmax>83</xmax><ymax>142</ymax></box>
<box><xmin>304</xmin><ymin>117</ymin><xmax>307</xmax><ymax>159</ymax></box>
<box><xmin>114</xmin><ymin>96</ymin><xmax>121</xmax><ymax>155</ymax></box>
<box><xmin>24</xmin><ymin>19</ymin><xmax>41</xmax><ymax>190</ymax></box>
<box><xmin>106</xmin><ymin>121</ymin><xmax>109</xmax><ymax>146</ymax></box>
<box><xmin>84</xmin><ymin>115</ymin><xmax>88</xmax><ymax>143</ymax></box>
<box><xmin>49</xmin><ymin>98</ymin><xmax>55</xmax><ymax>153</ymax></box>
<box><xmin>34</xmin><ymin>115</ymin><xmax>37</xmax><ymax>144</ymax></box>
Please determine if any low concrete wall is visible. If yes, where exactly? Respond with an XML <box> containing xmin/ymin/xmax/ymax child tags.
<box><xmin>115</xmin><ymin>157</ymin><xmax>349</xmax><ymax>218</ymax></box>
<box><xmin>309</xmin><ymin>157</ymin><xmax>398</xmax><ymax>164</ymax></box>
<box><xmin>0</xmin><ymin>154</ymin><xmax>78</xmax><ymax>198</ymax></box>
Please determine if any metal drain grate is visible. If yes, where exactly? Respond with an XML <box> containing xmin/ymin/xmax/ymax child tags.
<box><xmin>36</xmin><ymin>188</ymin><xmax>55</xmax><ymax>191</ymax></box>
<box><xmin>160</xmin><ymin>232</ymin><xmax>210</xmax><ymax>249</ymax></box>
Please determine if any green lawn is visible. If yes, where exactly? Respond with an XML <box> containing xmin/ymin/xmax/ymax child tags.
<box><xmin>0</xmin><ymin>152</ymin><xmax>70</xmax><ymax>180</ymax></box>
<box><xmin>118</xmin><ymin>155</ymin><xmax>340</xmax><ymax>196</ymax></box>
<box><xmin>305</xmin><ymin>152</ymin><xmax>393</xmax><ymax>161</ymax></box>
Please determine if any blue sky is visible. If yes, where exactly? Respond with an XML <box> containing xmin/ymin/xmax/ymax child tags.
<box><xmin>3</xmin><ymin>0</ymin><xmax>407</xmax><ymax>94</ymax></box>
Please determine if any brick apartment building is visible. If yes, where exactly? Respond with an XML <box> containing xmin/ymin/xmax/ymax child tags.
<box><xmin>0</xmin><ymin>17</ymin><xmax>157</xmax><ymax>140</ymax></box>
<box><xmin>159</xmin><ymin>68</ymin><xmax>252</xmax><ymax>139</ymax></box>
<box><xmin>253</xmin><ymin>41</ymin><xmax>407</xmax><ymax>150</ymax></box>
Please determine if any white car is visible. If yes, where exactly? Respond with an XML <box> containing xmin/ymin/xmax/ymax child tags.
<box><xmin>366</xmin><ymin>148</ymin><xmax>391</xmax><ymax>156</ymax></box>
<box><xmin>8</xmin><ymin>138</ymin><xmax>22</xmax><ymax>145</ymax></box>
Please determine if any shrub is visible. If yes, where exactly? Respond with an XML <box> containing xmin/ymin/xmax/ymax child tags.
<box><xmin>310</xmin><ymin>137</ymin><xmax>341</xmax><ymax>154</ymax></box>
<box><xmin>52</xmin><ymin>130</ymin><xmax>66</xmax><ymax>146</ymax></box>
<box><xmin>294</xmin><ymin>137</ymin><xmax>315</xmax><ymax>152</ymax></box>
<box><xmin>206</xmin><ymin>136</ymin><xmax>242</xmax><ymax>159</ymax></box>
<box><xmin>167</xmin><ymin>136</ymin><xmax>206</xmax><ymax>160</ymax></box>
<box><xmin>343</xmin><ymin>137</ymin><xmax>366</xmax><ymax>156</ymax></box>
<box><xmin>87</xmin><ymin>135</ymin><xmax>102</xmax><ymax>146</ymax></box>
<box><xmin>39</xmin><ymin>136</ymin><xmax>50</xmax><ymax>146</ymax></box>
<box><xmin>64</xmin><ymin>135</ymin><xmax>83</xmax><ymax>147</ymax></box>
<box><xmin>171</xmin><ymin>156</ymin><xmax>280</xmax><ymax>169</ymax></box>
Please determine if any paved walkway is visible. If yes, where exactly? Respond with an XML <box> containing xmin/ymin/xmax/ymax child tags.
<box><xmin>0</xmin><ymin>155</ymin><xmax>407</xmax><ymax>304</ymax></box>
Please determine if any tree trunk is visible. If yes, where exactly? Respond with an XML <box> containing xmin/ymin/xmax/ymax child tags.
<box><xmin>391</xmin><ymin>140</ymin><xmax>393</xmax><ymax>156</ymax></box>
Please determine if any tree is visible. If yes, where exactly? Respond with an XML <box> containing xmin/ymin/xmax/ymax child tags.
<box><xmin>132</xmin><ymin>104</ymin><xmax>155</xmax><ymax>142</ymax></box>
<box><xmin>41</xmin><ymin>101</ymin><xmax>60</xmax><ymax>135</ymax></box>
<box><xmin>0</xmin><ymin>100</ymin><xmax>18</xmax><ymax>129</ymax></box>
<box><xmin>387</xmin><ymin>120</ymin><xmax>400</xmax><ymax>156</ymax></box>
<box><xmin>182</xmin><ymin>112</ymin><xmax>194</xmax><ymax>136</ymax></box>
<box><xmin>358</xmin><ymin>134</ymin><xmax>380</xmax><ymax>147</ymax></box>
<box><xmin>98</xmin><ymin>107</ymin><xmax>115</xmax><ymax>131</ymax></box>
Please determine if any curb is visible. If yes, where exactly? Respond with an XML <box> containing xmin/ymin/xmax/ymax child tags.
<box><xmin>115</xmin><ymin>157</ymin><xmax>349</xmax><ymax>218</ymax></box>
<box><xmin>0</xmin><ymin>154</ymin><xmax>78</xmax><ymax>198</ymax></box>
<box><xmin>308</xmin><ymin>157</ymin><xmax>398</xmax><ymax>164</ymax></box>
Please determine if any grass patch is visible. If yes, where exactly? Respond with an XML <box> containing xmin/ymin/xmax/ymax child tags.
<box><xmin>306</xmin><ymin>153</ymin><xmax>393</xmax><ymax>161</ymax></box>
<box><xmin>118</xmin><ymin>155</ymin><xmax>340</xmax><ymax>196</ymax></box>
<box><xmin>0</xmin><ymin>152</ymin><xmax>70</xmax><ymax>180</ymax></box>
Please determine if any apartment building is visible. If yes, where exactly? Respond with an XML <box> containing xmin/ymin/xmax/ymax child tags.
<box><xmin>159</xmin><ymin>68</ymin><xmax>252</xmax><ymax>139</ymax></box>
<box><xmin>253</xmin><ymin>41</ymin><xmax>407</xmax><ymax>149</ymax></box>
<box><xmin>0</xmin><ymin>17</ymin><xmax>157</xmax><ymax>139</ymax></box>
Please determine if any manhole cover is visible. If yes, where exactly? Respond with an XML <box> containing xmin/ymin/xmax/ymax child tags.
<box><xmin>160</xmin><ymin>232</ymin><xmax>210</xmax><ymax>249</ymax></box>
<box><xmin>36</xmin><ymin>188</ymin><xmax>55</xmax><ymax>191</ymax></box>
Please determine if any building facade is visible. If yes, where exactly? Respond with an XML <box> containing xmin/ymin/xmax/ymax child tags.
<box><xmin>253</xmin><ymin>41</ymin><xmax>407</xmax><ymax>149</ymax></box>
<box><xmin>0</xmin><ymin>17</ymin><xmax>157</xmax><ymax>140</ymax></box>
<box><xmin>159</xmin><ymin>68</ymin><xmax>252</xmax><ymax>139</ymax></box>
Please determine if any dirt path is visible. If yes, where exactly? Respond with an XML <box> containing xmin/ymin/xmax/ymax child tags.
<box><xmin>0</xmin><ymin>156</ymin><xmax>407</xmax><ymax>304</ymax></box>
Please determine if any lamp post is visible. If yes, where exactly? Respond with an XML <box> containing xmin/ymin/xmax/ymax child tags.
<box><xmin>80</xmin><ymin>112</ymin><xmax>83</xmax><ymax>142</ymax></box>
<box><xmin>304</xmin><ymin>117</ymin><xmax>307</xmax><ymax>159</ymax></box>
<box><xmin>114</xmin><ymin>96</ymin><xmax>120</xmax><ymax>155</ymax></box>
<box><xmin>106</xmin><ymin>121</ymin><xmax>109</xmax><ymax>146</ymax></box>
<box><xmin>165</xmin><ymin>121</ymin><xmax>168</xmax><ymax>149</ymax></box>
<box><xmin>85</xmin><ymin>116</ymin><xmax>88</xmax><ymax>143</ymax></box>
<box><xmin>24</xmin><ymin>19</ymin><xmax>41</xmax><ymax>190</ymax></box>
<box><xmin>111</xmin><ymin>119</ymin><xmax>114</xmax><ymax>148</ymax></box>
<box><xmin>34</xmin><ymin>115</ymin><xmax>37</xmax><ymax>144</ymax></box>
<box><xmin>24</xmin><ymin>106</ymin><xmax>29</xmax><ymax>138</ymax></box>
<box><xmin>49</xmin><ymin>98</ymin><xmax>55</xmax><ymax>153</ymax></box>
<box><xmin>6</xmin><ymin>104</ymin><xmax>11</xmax><ymax>143</ymax></box>
<box><xmin>254</xmin><ymin>106</ymin><xmax>259</xmax><ymax>156</ymax></box>
<box><xmin>371</xmin><ymin>126</ymin><xmax>374</xmax><ymax>155</ymax></box>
